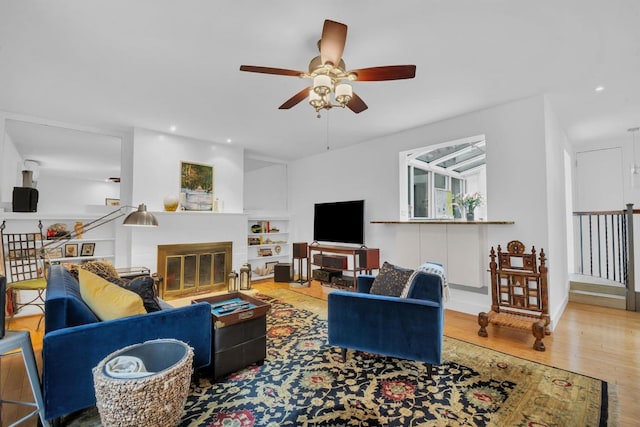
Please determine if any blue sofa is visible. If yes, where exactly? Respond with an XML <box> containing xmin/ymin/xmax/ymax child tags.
<box><xmin>43</xmin><ymin>265</ymin><xmax>212</xmax><ymax>422</ymax></box>
<box><xmin>328</xmin><ymin>272</ymin><xmax>444</xmax><ymax>378</ymax></box>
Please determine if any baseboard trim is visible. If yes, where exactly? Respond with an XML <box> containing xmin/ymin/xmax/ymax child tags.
<box><xmin>448</xmin><ymin>283</ymin><xmax>488</xmax><ymax>294</ymax></box>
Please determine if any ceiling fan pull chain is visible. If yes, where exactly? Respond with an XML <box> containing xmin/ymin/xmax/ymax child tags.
<box><xmin>326</xmin><ymin>111</ymin><xmax>331</xmax><ymax>151</ymax></box>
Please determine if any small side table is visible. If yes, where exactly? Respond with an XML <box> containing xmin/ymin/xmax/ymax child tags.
<box><xmin>192</xmin><ymin>293</ymin><xmax>270</xmax><ymax>379</ymax></box>
<box><xmin>0</xmin><ymin>330</ymin><xmax>47</xmax><ymax>426</ymax></box>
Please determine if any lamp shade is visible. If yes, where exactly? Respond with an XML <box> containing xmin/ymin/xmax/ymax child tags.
<box><xmin>309</xmin><ymin>90</ymin><xmax>323</xmax><ymax>108</ymax></box>
<box><xmin>313</xmin><ymin>74</ymin><xmax>332</xmax><ymax>95</ymax></box>
<box><xmin>335</xmin><ymin>83</ymin><xmax>352</xmax><ymax>104</ymax></box>
<box><xmin>123</xmin><ymin>204</ymin><xmax>159</xmax><ymax>227</ymax></box>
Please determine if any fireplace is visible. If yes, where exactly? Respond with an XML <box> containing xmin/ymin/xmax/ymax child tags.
<box><xmin>157</xmin><ymin>241</ymin><xmax>232</xmax><ymax>300</ymax></box>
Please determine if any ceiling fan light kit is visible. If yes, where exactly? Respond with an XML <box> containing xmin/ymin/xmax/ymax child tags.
<box><xmin>313</xmin><ymin>75</ymin><xmax>332</xmax><ymax>96</ymax></box>
<box><xmin>240</xmin><ymin>19</ymin><xmax>416</xmax><ymax>115</ymax></box>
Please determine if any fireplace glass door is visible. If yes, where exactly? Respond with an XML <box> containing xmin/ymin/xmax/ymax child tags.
<box><xmin>158</xmin><ymin>242</ymin><xmax>231</xmax><ymax>299</ymax></box>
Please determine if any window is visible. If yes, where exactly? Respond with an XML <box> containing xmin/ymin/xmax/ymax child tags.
<box><xmin>412</xmin><ymin>168</ymin><xmax>429</xmax><ymax>217</ymax></box>
<box><xmin>399</xmin><ymin>135</ymin><xmax>487</xmax><ymax>220</ymax></box>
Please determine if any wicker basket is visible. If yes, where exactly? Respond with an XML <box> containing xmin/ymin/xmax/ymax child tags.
<box><xmin>93</xmin><ymin>339</ymin><xmax>194</xmax><ymax>427</ymax></box>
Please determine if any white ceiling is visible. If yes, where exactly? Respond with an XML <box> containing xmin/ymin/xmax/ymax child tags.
<box><xmin>1</xmin><ymin>0</ymin><xmax>639</xmax><ymax>167</ymax></box>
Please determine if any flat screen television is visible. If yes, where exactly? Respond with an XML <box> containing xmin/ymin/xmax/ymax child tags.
<box><xmin>313</xmin><ymin>200</ymin><xmax>365</xmax><ymax>245</ymax></box>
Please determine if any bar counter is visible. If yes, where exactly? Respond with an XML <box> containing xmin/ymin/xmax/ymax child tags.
<box><xmin>371</xmin><ymin>220</ymin><xmax>514</xmax><ymax>225</ymax></box>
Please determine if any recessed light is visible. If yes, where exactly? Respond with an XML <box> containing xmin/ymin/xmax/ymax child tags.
<box><xmin>595</xmin><ymin>86</ymin><xmax>605</xmax><ymax>92</ymax></box>
<box><xmin>170</xmin><ymin>125</ymin><xmax>177</xmax><ymax>132</ymax></box>
<box><xmin>226</xmin><ymin>138</ymin><xmax>232</xmax><ymax>143</ymax></box>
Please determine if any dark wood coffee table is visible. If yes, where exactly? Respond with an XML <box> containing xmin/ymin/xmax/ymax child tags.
<box><xmin>192</xmin><ymin>292</ymin><xmax>270</xmax><ymax>379</ymax></box>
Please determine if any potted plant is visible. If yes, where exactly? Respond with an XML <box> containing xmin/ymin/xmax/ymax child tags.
<box><xmin>456</xmin><ymin>193</ymin><xmax>483</xmax><ymax>221</ymax></box>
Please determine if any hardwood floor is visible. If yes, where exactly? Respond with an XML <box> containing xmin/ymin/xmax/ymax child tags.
<box><xmin>2</xmin><ymin>280</ymin><xmax>638</xmax><ymax>426</ymax></box>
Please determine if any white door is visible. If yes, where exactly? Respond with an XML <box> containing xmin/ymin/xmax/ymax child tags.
<box><xmin>575</xmin><ymin>148</ymin><xmax>624</xmax><ymax>211</ymax></box>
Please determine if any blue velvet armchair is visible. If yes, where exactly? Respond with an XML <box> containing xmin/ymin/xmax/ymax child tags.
<box><xmin>328</xmin><ymin>271</ymin><xmax>444</xmax><ymax>378</ymax></box>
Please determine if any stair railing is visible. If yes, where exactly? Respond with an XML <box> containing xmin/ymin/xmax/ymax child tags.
<box><xmin>573</xmin><ymin>203</ymin><xmax>636</xmax><ymax>311</ymax></box>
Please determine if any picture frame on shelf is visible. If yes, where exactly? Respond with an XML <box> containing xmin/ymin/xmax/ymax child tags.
<box><xmin>81</xmin><ymin>242</ymin><xmax>96</xmax><ymax>257</ymax></box>
<box><xmin>105</xmin><ymin>198</ymin><xmax>120</xmax><ymax>206</ymax></box>
<box><xmin>65</xmin><ymin>244</ymin><xmax>78</xmax><ymax>258</ymax></box>
<box><xmin>265</xmin><ymin>261</ymin><xmax>278</xmax><ymax>275</ymax></box>
<box><xmin>45</xmin><ymin>248</ymin><xmax>64</xmax><ymax>259</ymax></box>
<box><xmin>248</xmin><ymin>237</ymin><xmax>260</xmax><ymax>246</ymax></box>
<box><xmin>258</xmin><ymin>248</ymin><xmax>273</xmax><ymax>257</ymax></box>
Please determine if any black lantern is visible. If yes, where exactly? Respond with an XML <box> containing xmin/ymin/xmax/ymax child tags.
<box><xmin>228</xmin><ymin>270</ymin><xmax>238</xmax><ymax>292</ymax></box>
<box><xmin>239</xmin><ymin>263</ymin><xmax>252</xmax><ymax>290</ymax></box>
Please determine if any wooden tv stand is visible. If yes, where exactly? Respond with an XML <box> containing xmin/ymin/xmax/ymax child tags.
<box><xmin>307</xmin><ymin>243</ymin><xmax>380</xmax><ymax>290</ymax></box>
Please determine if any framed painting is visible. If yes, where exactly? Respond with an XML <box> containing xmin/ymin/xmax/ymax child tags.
<box><xmin>180</xmin><ymin>161</ymin><xmax>214</xmax><ymax>211</ymax></box>
<box><xmin>65</xmin><ymin>244</ymin><xmax>78</xmax><ymax>258</ymax></box>
<box><xmin>81</xmin><ymin>242</ymin><xmax>96</xmax><ymax>257</ymax></box>
<box><xmin>258</xmin><ymin>248</ymin><xmax>273</xmax><ymax>257</ymax></box>
<box><xmin>45</xmin><ymin>248</ymin><xmax>64</xmax><ymax>259</ymax></box>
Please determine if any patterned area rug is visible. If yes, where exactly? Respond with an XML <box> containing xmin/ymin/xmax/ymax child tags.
<box><xmin>68</xmin><ymin>292</ymin><xmax>611</xmax><ymax>426</ymax></box>
<box><xmin>180</xmin><ymin>293</ymin><xmax>609</xmax><ymax>427</ymax></box>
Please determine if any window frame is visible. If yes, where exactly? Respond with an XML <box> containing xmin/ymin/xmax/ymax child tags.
<box><xmin>399</xmin><ymin>135</ymin><xmax>486</xmax><ymax>220</ymax></box>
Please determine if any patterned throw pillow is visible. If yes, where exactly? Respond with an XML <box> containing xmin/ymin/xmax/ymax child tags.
<box><xmin>369</xmin><ymin>261</ymin><xmax>415</xmax><ymax>297</ymax></box>
<box><xmin>80</xmin><ymin>260</ymin><xmax>120</xmax><ymax>280</ymax></box>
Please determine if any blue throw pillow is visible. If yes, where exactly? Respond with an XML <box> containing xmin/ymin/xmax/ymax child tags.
<box><xmin>369</xmin><ymin>261</ymin><xmax>414</xmax><ymax>297</ymax></box>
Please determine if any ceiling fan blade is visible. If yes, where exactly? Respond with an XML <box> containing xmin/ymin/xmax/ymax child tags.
<box><xmin>350</xmin><ymin>65</ymin><xmax>416</xmax><ymax>81</ymax></box>
<box><xmin>320</xmin><ymin>20</ymin><xmax>347</xmax><ymax>66</ymax></box>
<box><xmin>240</xmin><ymin>65</ymin><xmax>304</xmax><ymax>77</ymax></box>
<box><xmin>279</xmin><ymin>87</ymin><xmax>311</xmax><ymax>109</ymax></box>
<box><xmin>347</xmin><ymin>92</ymin><xmax>368</xmax><ymax>114</ymax></box>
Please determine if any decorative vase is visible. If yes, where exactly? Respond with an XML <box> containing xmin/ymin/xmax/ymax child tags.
<box><xmin>466</xmin><ymin>211</ymin><xmax>475</xmax><ymax>221</ymax></box>
<box><xmin>163</xmin><ymin>195</ymin><xmax>179</xmax><ymax>212</ymax></box>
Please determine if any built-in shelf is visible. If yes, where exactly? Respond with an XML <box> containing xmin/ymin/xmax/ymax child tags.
<box><xmin>247</xmin><ymin>217</ymin><xmax>290</xmax><ymax>280</ymax></box>
<box><xmin>49</xmin><ymin>254</ymin><xmax>116</xmax><ymax>263</ymax></box>
<box><xmin>44</xmin><ymin>237</ymin><xmax>114</xmax><ymax>244</ymax></box>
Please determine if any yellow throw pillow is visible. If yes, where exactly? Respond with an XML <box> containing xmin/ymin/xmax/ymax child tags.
<box><xmin>78</xmin><ymin>269</ymin><xmax>146</xmax><ymax>321</ymax></box>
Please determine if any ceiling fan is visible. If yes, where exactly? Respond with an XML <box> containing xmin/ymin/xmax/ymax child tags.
<box><xmin>239</xmin><ymin>19</ymin><xmax>416</xmax><ymax>114</ymax></box>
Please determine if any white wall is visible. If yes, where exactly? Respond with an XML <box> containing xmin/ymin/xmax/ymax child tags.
<box><xmin>244</xmin><ymin>163</ymin><xmax>288</xmax><ymax>215</ymax></box>
<box><xmin>290</xmin><ymin>95</ymin><xmax>549</xmax><ymax>251</ymax></box>
<box><xmin>34</xmin><ymin>174</ymin><xmax>120</xmax><ymax>213</ymax></box>
<box><xmin>131</xmin><ymin>128</ymin><xmax>244</xmax><ymax>213</ymax></box>
<box><xmin>125</xmin><ymin>128</ymin><xmax>248</xmax><ymax>273</ymax></box>
<box><xmin>543</xmin><ymin>97</ymin><xmax>571</xmax><ymax>323</ymax></box>
<box><xmin>288</xmin><ymin>95</ymin><xmax>568</xmax><ymax>322</ymax></box>
<box><xmin>0</xmin><ymin>121</ymin><xmax>22</xmax><ymax>206</ymax></box>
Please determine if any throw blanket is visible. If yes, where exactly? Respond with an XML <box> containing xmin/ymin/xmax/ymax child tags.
<box><xmin>404</xmin><ymin>262</ymin><xmax>450</xmax><ymax>302</ymax></box>
<box><xmin>105</xmin><ymin>356</ymin><xmax>154</xmax><ymax>378</ymax></box>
